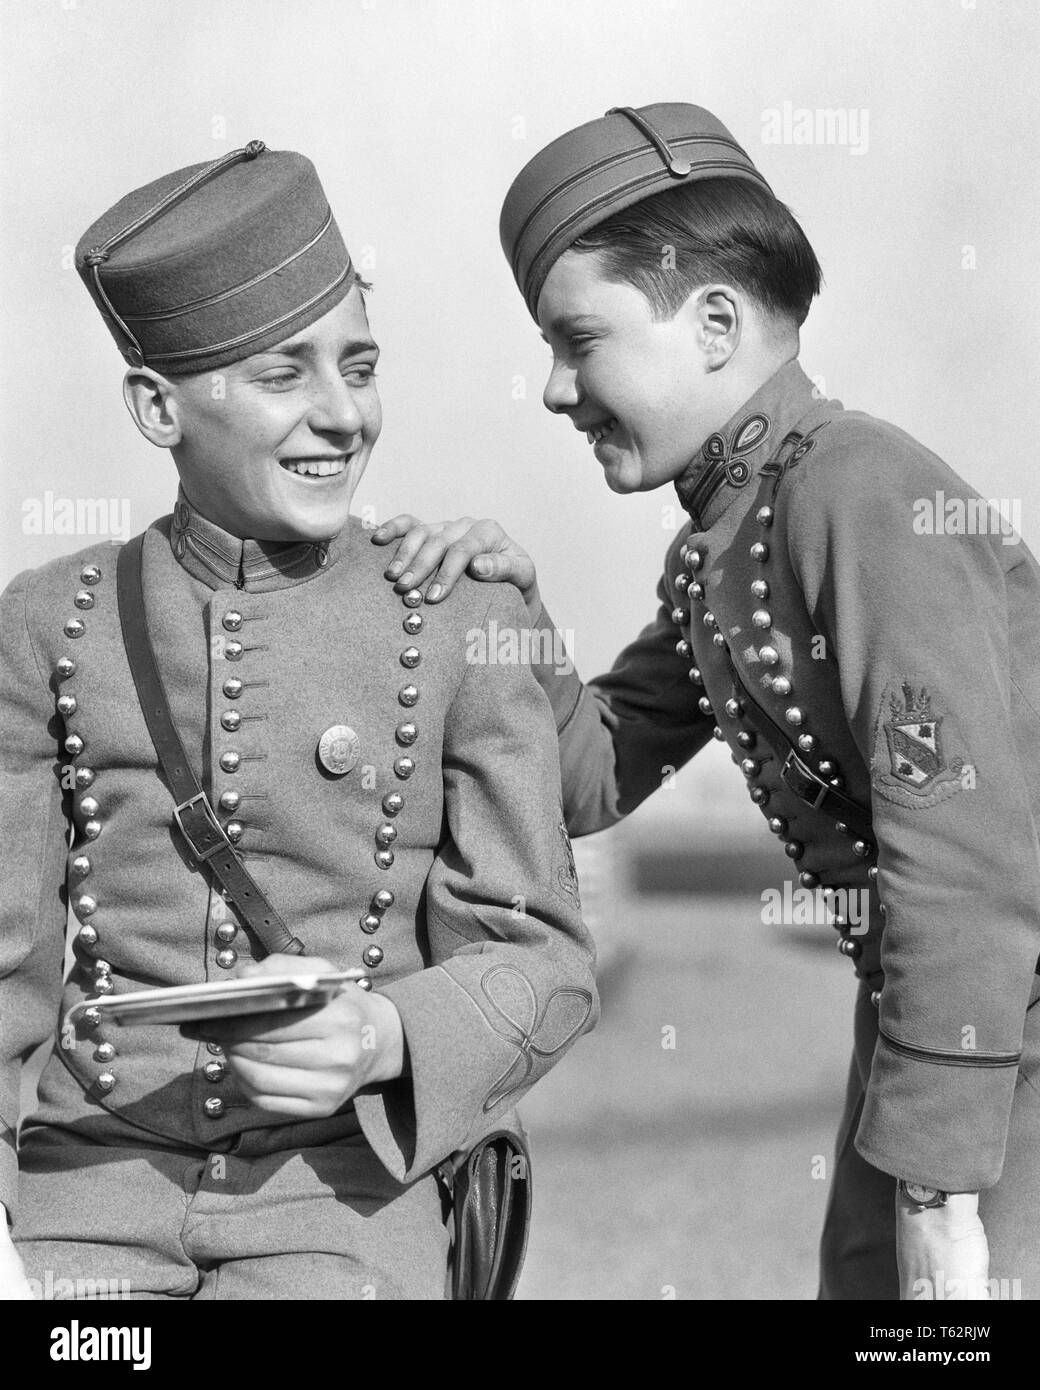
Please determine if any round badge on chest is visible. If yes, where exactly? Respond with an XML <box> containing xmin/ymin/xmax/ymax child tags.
<box><xmin>317</xmin><ymin>725</ymin><xmax>361</xmax><ymax>776</ymax></box>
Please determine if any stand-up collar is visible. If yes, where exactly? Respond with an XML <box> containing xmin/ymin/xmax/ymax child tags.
<box><xmin>674</xmin><ymin>359</ymin><xmax>821</xmax><ymax>530</ymax></box>
<box><xmin>168</xmin><ymin>486</ymin><xmax>348</xmax><ymax>592</ymax></box>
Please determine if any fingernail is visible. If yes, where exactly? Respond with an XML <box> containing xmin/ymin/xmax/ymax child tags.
<box><xmin>372</xmin><ymin>526</ymin><xmax>388</xmax><ymax>541</ymax></box>
<box><xmin>397</xmin><ymin>572</ymin><xmax>413</xmax><ymax>587</ymax></box>
<box><xmin>473</xmin><ymin>557</ymin><xmax>492</xmax><ymax>576</ymax></box>
<box><xmin>385</xmin><ymin>561</ymin><xmax>403</xmax><ymax>577</ymax></box>
<box><xmin>427</xmin><ymin>584</ymin><xmax>443</xmax><ymax>602</ymax></box>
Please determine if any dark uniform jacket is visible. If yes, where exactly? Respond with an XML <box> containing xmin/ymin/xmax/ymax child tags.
<box><xmin>530</xmin><ymin>360</ymin><xmax>1040</xmax><ymax>1193</ymax></box>
<box><xmin>0</xmin><ymin>492</ymin><xmax>597</xmax><ymax>1217</ymax></box>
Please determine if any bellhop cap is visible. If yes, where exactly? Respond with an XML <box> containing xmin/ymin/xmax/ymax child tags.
<box><xmin>75</xmin><ymin>141</ymin><xmax>356</xmax><ymax>375</ymax></box>
<box><xmin>500</xmin><ymin>103</ymin><xmax>771</xmax><ymax>318</ymax></box>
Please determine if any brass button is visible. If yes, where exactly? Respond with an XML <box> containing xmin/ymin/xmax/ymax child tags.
<box><xmin>785</xmin><ymin>707</ymin><xmax>804</xmax><ymax>727</ymax></box>
<box><xmin>75</xmin><ymin>767</ymin><xmax>95</xmax><ymax>789</ymax></box>
<box><xmin>64</xmin><ymin>618</ymin><xmax>86</xmax><ymax>639</ymax></box>
<box><xmin>96</xmin><ymin>1072</ymin><xmax>116</xmax><ymax>1093</ymax></box>
<box><xmin>758</xmin><ymin>646</ymin><xmax>779</xmax><ymax>666</ymax></box>
<box><xmin>750</xmin><ymin>542</ymin><xmax>769</xmax><ymax>562</ymax></box>
<box><xmin>206</xmin><ymin>1042</ymin><xmax>224</xmax><ymax>1057</ymax></box>
<box><xmin>403</xmin><ymin>612</ymin><xmax>423</xmax><ymax>635</ymax></box>
<box><xmin>375</xmin><ymin>849</ymin><xmax>395</xmax><ymax>870</ymax></box>
<box><xmin>225</xmin><ymin>821</ymin><xmax>244</xmax><ymax>844</ymax></box>
<box><xmin>65</xmin><ymin>734</ymin><xmax>85</xmax><ymax>757</ymax></box>
<box><xmin>382</xmin><ymin>792</ymin><xmax>404</xmax><ymax>817</ymax></box>
<box><xmin>224</xmin><ymin>640</ymin><xmax>244</xmax><ymax>662</ymax></box>
<box><xmin>204</xmin><ymin>1097</ymin><xmax>225</xmax><ymax>1117</ymax></box>
<box><xmin>56</xmin><ymin>657</ymin><xmax>76</xmax><ymax>679</ymax></box>
<box><xmin>402</xmin><ymin>589</ymin><xmax>424</xmax><ymax>608</ymax></box>
<box><xmin>204</xmin><ymin>1061</ymin><xmax>226</xmax><ymax>1083</ymax></box>
<box><xmin>95</xmin><ymin>1042</ymin><xmax>115</xmax><ymax>1063</ymax></box>
<box><xmin>797</xmin><ymin>734</ymin><xmax>816</xmax><ymax>754</ymax></box>
<box><xmin>219</xmin><ymin>751</ymin><xmax>241</xmax><ymax>773</ymax></box>
<box><xmin>756</xmin><ymin>506</ymin><xmax>774</xmax><ymax>526</ymax></box>
<box><xmin>57</xmin><ymin>694</ymin><xmax>78</xmax><ymax>717</ymax></box>
<box><xmin>75</xmin><ymin>895</ymin><xmax>97</xmax><ymax>918</ymax></box>
<box><xmin>751</xmin><ymin>610</ymin><xmax>771</xmax><ymax>630</ymax></box>
<box><xmin>79</xmin><ymin>796</ymin><xmax>99</xmax><ymax>819</ymax></box>
<box><xmin>215</xmin><ymin>948</ymin><xmax>237</xmax><ymax>969</ymax></box>
<box><xmin>215</xmin><ymin>921</ymin><xmax>238</xmax><ymax>944</ymax></box>
<box><xmin>395</xmin><ymin>723</ymin><xmax>418</xmax><ymax>746</ymax></box>
<box><xmin>394</xmin><ymin>757</ymin><xmax>415</xmax><ymax>779</ymax></box>
<box><xmin>771</xmin><ymin>676</ymin><xmax>792</xmax><ymax>696</ymax></box>
<box><xmin>222</xmin><ymin>611</ymin><xmax>243</xmax><ymax>632</ymax></box>
<box><xmin>361</xmin><ymin>914</ymin><xmax>381</xmax><ymax>934</ymax></box>
<box><xmin>398</xmin><ymin>685</ymin><xmax>420</xmax><ymax>707</ymax></box>
<box><xmin>219</xmin><ymin>790</ymin><xmax>241</xmax><ymax>813</ymax></box>
<box><xmin>400</xmin><ymin>647</ymin><xmax>421</xmax><ymax>669</ymax></box>
<box><xmin>221</xmin><ymin>710</ymin><xmax>242</xmax><ymax>732</ymax></box>
<box><xmin>751</xmin><ymin>580</ymin><xmax>769</xmax><ymax>600</ymax></box>
<box><xmin>675</xmin><ymin>639</ymin><xmax>692</xmax><ymax>660</ymax></box>
<box><xmin>372</xmin><ymin>889</ymin><xmax>394</xmax><ymax>911</ymax></box>
<box><xmin>77</xmin><ymin>925</ymin><xmax>98</xmax><ymax>948</ymax></box>
<box><xmin>223</xmin><ymin>677</ymin><xmax>243</xmax><ymax>699</ymax></box>
<box><xmin>784</xmin><ymin>841</ymin><xmax>804</xmax><ymax>860</ymax></box>
<box><xmin>71</xmin><ymin>854</ymin><xmax>92</xmax><ymax>877</ymax></box>
<box><xmin>74</xmin><ymin>590</ymin><xmax>95</xmax><ymax>610</ymax></box>
<box><xmin>80</xmin><ymin>565</ymin><xmax>102</xmax><ymax>585</ymax></box>
<box><xmin>84</xmin><ymin>819</ymin><xmax>102</xmax><ymax>840</ymax></box>
<box><xmin>356</xmin><ymin>977</ymin><xmax>373</xmax><ymax>992</ymax></box>
<box><xmin>362</xmin><ymin>945</ymin><xmax>384</xmax><ymax>968</ymax></box>
<box><xmin>375</xmin><ymin>822</ymin><xmax>398</xmax><ymax>846</ymax></box>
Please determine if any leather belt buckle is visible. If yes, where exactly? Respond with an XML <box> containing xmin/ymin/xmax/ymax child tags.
<box><xmin>173</xmin><ymin>791</ymin><xmax>230</xmax><ymax>863</ymax></box>
<box><xmin>781</xmin><ymin>750</ymin><xmax>829</xmax><ymax>810</ymax></box>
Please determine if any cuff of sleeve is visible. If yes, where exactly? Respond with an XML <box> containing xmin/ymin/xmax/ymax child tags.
<box><xmin>353</xmin><ymin>966</ymin><xmax>499</xmax><ymax>1184</ymax></box>
<box><xmin>855</xmin><ymin>1037</ymin><xmax>1017</xmax><ymax>1190</ymax></box>
<box><xmin>529</xmin><ymin>603</ymin><xmax>583</xmax><ymax>730</ymax></box>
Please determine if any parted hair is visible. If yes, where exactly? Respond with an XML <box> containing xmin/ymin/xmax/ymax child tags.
<box><xmin>569</xmin><ymin>177</ymin><xmax>822</xmax><ymax>327</ymax></box>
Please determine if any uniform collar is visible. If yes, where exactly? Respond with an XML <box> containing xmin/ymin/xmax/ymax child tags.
<box><xmin>168</xmin><ymin>486</ymin><xmax>347</xmax><ymax>592</ymax></box>
<box><xmin>674</xmin><ymin>359</ymin><xmax>819</xmax><ymax>530</ymax></box>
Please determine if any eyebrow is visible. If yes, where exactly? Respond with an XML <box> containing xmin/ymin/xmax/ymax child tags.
<box><xmin>257</xmin><ymin>338</ymin><xmax>379</xmax><ymax>361</ymax></box>
<box><xmin>539</xmin><ymin>314</ymin><xmax>602</xmax><ymax>343</ymax></box>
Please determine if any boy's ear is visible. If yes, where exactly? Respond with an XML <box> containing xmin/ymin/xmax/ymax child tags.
<box><xmin>122</xmin><ymin>367</ymin><xmax>183</xmax><ymax>448</ymax></box>
<box><xmin>687</xmin><ymin>283</ymin><xmax>742</xmax><ymax>370</ymax></box>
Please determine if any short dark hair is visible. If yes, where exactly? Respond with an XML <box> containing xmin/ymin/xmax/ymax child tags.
<box><xmin>568</xmin><ymin>177</ymin><xmax>822</xmax><ymax>327</ymax></box>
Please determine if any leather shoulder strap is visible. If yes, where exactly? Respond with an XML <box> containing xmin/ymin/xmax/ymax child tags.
<box><xmin>116</xmin><ymin>533</ymin><xmax>304</xmax><ymax>958</ymax></box>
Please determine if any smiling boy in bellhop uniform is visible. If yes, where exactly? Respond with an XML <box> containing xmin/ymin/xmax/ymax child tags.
<box><xmin>0</xmin><ymin>141</ymin><xmax>597</xmax><ymax>1300</ymax></box>
<box><xmin>376</xmin><ymin>104</ymin><xmax>1040</xmax><ymax>1300</ymax></box>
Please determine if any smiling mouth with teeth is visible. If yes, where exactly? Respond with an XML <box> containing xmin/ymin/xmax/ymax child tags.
<box><xmin>280</xmin><ymin>456</ymin><xmax>350</xmax><ymax>478</ymax></box>
<box><xmin>586</xmin><ymin>419</ymin><xmax>618</xmax><ymax>444</ymax></box>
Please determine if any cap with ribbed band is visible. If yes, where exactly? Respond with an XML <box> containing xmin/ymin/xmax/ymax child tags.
<box><xmin>500</xmin><ymin>103</ymin><xmax>771</xmax><ymax>319</ymax></box>
<box><xmin>75</xmin><ymin>142</ymin><xmax>356</xmax><ymax>375</ymax></box>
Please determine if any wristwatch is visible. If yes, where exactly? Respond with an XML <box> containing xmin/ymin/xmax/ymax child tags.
<box><xmin>898</xmin><ymin>1179</ymin><xmax>950</xmax><ymax>1209</ymax></box>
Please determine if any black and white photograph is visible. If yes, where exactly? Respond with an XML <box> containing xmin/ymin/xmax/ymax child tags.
<box><xmin>1</xmin><ymin>0</ymin><xmax>1038</xmax><ymax>1350</ymax></box>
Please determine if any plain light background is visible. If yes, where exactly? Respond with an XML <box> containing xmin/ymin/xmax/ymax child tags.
<box><xmin>2</xmin><ymin>0</ymin><xmax>1038</xmax><ymax>822</ymax></box>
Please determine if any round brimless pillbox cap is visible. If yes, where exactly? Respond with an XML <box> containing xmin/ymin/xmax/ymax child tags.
<box><xmin>500</xmin><ymin>103</ymin><xmax>771</xmax><ymax>318</ymax></box>
<box><xmin>75</xmin><ymin>141</ymin><xmax>356</xmax><ymax>375</ymax></box>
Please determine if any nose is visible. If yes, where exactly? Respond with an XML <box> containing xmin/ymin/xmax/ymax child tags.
<box><xmin>542</xmin><ymin>359</ymin><xmax>582</xmax><ymax>415</ymax></box>
<box><xmin>309</xmin><ymin>369</ymin><xmax>365</xmax><ymax>439</ymax></box>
